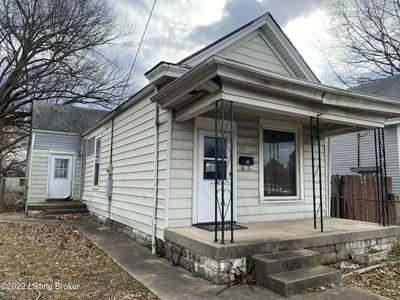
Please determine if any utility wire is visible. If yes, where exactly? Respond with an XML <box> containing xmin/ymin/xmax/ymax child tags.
<box><xmin>121</xmin><ymin>0</ymin><xmax>157</xmax><ymax>101</ymax></box>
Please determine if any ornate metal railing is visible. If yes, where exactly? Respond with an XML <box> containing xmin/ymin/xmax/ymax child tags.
<box><xmin>214</xmin><ymin>99</ymin><xmax>234</xmax><ymax>244</ymax></box>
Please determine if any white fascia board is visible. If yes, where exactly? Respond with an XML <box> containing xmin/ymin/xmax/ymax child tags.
<box><xmin>218</xmin><ymin>58</ymin><xmax>400</xmax><ymax>116</ymax></box>
<box><xmin>32</xmin><ymin>129</ymin><xmax>81</xmax><ymax>136</ymax></box>
<box><xmin>151</xmin><ymin>57</ymin><xmax>220</xmax><ymax>107</ymax></box>
<box><xmin>145</xmin><ymin>63</ymin><xmax>190</xmax><ymax>84</ymax></box>
<box><xmin>152</xmin><ymin>55</ymin><xmax>400</xmax><ymax>117</ymax></box>
<box><xmin>264</xmin><ymin>16</ymin><xmax>319</xmax><ymax>83</ymax></box>
<box><xmin>386</xmin><ymin>117</ymin><xmax>400</xmax><ymax>125</ymax></box>
<box><xmin>184</xmin><ymin>18</ymin><xmax>267</xmax><ymax>66</ymax></box>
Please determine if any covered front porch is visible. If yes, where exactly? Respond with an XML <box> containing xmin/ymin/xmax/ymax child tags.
<box><xmin>165</xmin><ymin>218</ymin><xmax>400</xmax><ymax>260</ymax></box>
<box><xmin>151</xmin><ymin>55</ymin><xmax>400</xmax><ymax>245</ymax></box>
<box><xmin>163</xmin><ymin>218</ymin><xmax>400</xmax><ymax>285</ymax></box>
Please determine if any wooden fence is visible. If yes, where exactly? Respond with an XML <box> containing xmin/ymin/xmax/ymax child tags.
<box><xmin>331</xmin><ymin>175</ymin><xmax>396</xmax><ymax>224</ymax></box>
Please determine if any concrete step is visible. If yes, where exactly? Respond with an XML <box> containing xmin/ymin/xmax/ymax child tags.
<box><xmin>45</xmin><ymin>213</ymin><xmax>89</xmax><ymax>220</ymax></box>
<box><xmin>264</xmin><ymin>265</ymin><xmax>341</xmax><ymax>297</ymax></box>
<box><xmin>27</xmin><ymin>201</ymin><xmax>86</xmax><ymax>210</ymax></box>
<box><xmin>250</xmin><ymin>249</ymin><xmax>321</xmax><ymax>276</ymax></box>
<box><xmin>44</xmin><ymin>208</ymin><xmax>89</xmax><ymax>215</ymax></box>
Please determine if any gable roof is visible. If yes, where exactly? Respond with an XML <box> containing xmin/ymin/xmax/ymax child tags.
<box><xmin>32</xmin><ymin>102</ymin><xmax>109</xmax><ymax>135</ymax></box>
<box><xmin>350</xmin><ymin>75</ymin><xmax>400</xmax><ymax>100</ymax></box>
<box><xmin>178</xmin><ymin>14</ymin><xmax>267</xmax><ymax>64</ymax></box>
<box><xmin>85</xmin><ymin>13</ymin><xmax>322</xmax><ymax>136</ymax></box>
<box><xmin>176</xmin><ymin>13</ymin><xmax>319</xmax><ymax>82</ymax></box>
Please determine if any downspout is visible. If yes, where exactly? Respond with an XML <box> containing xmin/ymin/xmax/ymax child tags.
<box><xmin>107</xmin><ymin>118</ymin><xmax>115</xmax><ymax>227</ymax></box>
<box><xmin>152</xmin><ymin>87</ymin><xmax>160</xmax><ymax>254</ymax></box>
<box><xmin>357</xmin><ymin>133</ymin><xmax>361</xmax><ymax>168</ymax></box>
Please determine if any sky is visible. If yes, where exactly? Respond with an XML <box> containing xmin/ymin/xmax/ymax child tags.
<box><xmin>111</xmin><ymin>0</ymin><xmax>332</xmax><ymax>88</ymax></box>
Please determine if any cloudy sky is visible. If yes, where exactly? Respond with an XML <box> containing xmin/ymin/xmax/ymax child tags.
<box><xmin>111</xmin><ymin>0</ymin><xmax>332</xmax><ymax>87</ymax></box>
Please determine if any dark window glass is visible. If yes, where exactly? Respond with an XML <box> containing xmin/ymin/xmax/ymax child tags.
<box><xmin>203</xmin><ymin>160</ymin><xmax>227</xmax><ymax>180</ymax></box>
<box><xmin>93</xmin><ymin>164</ymin><xmax>100</xmax><ymax>186</ymax></box>
<box><xmin>94</xmin><ymin>138</ymin><xmax>101</xmax><ymax>186</ymax></box>
<box><xmin>204</xmin><ymin>137</ymin><xmax>227</xmax><ymax>158</ymax></box>
<box><xmin>263</xmin><ymin>129</ymin><xmax>296</xmax><ymax>197</ymax></box>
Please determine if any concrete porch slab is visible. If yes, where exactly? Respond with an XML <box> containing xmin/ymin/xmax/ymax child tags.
<box><xmin>164</xmin><ymin>218</ymin><xmax>400</xmax><ymax>260</ymax></box>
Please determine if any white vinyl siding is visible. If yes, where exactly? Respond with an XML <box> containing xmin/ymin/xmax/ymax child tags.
<box><xmin>331</xmin><ymin>126</ymin><xmax>400</xmax><ymax>195</ymax></box>
<box><xmin>235</xmin><ymin>115</ymin><xmax>326</xmax><ymax>222</ymax></box>
<box><xmin>27</xmin><ymin>131</ymin><xmax>81</xmax><ymax>202</ymax></box>
<box><xmin>262</xmin><ymin>23</ymin><xmax>310</xmax><ymax>81</ymax></box>
<box><xmin>165</xmin><ymin>113</ymin><xmax>327</xmax><ymax>227</ymax></box>
<box><xmin>224</xmin><ymin>32</ymin><xmax>292</xmax><ymax>76</ymax></box>
<box><xmin>167</xmin><ymin>120</ymin><xmax>194</xmax><ymax>228</ymax></box>
<box><xmin>82</xmin><ymin>96</ymin><xmax>168</xmax><ymax>239</ymax></box>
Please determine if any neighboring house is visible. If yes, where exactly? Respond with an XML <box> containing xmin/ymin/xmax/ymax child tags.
<box><xmin>26</xmin><ymin>102</ymin><xmax>108</xmax><ymax>202</ymax></box>
<box><xmin>330</xmin><ymin>75</ymin><xmax>400</xmax><ymax>195</ymax></box>
<box><xmin>2</xmin><ymin>177</ymin><xmax>25</xmax><ymax>193</ymax></box>
<box><xmin>77</xmin><ymin>13</ymin><xmax>400</xmax><ymax>248</ymax></box>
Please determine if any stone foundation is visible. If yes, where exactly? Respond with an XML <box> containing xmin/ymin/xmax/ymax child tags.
<box><xmin>307</xmin><ymin>236</ymin><xmax>395</xmax><ymax>264</ymax></box>
<box><xmin>164</xmin><ymin>235</ymin><xmax>398</xmax><ymax>284</ymax></box>
<box><xmin>84</xmin><ymin>213</ymin><xmax>399</xmax><ymax>284</ymax></box>
<box><xmin>89</xmin><ymin>212</ymin><xmax>154</xmax><ymax>250</ymax></box>
<box><xmin>164</xmin><ymin>240</ymin><xmax>247</xmax><ymax>284</ymax></box>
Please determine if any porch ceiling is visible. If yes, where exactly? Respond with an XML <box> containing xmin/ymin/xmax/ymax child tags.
<box><xmin>151</xmin><ymin>56</ymin><xmax>400</xmax><ymax>129</ymax></box>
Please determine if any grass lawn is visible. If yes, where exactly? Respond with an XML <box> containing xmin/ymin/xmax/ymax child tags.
<box><xmin>0</xmin><ymin>222</ymin><xmax>158</xmax><ymax>300</ymax></box>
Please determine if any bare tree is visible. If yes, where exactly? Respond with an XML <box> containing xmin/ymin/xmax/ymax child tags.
<box><xmin>0</xmin><ymin>0</ymin><xmax>134</xmax><ymax>186</ymax></box>
<box><xmin>326</xmin><ymin>0</ymin><xmax>400</xmax><ymax>85</ymax></box>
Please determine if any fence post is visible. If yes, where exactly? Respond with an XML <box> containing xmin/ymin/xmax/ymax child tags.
<box><xmin>0</xmin><ymin>177</ymin><xmax>5</xmax><ymax>209</ymax></box>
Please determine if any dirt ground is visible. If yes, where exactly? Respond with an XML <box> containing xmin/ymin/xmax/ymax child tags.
<box><xmin>0</xmin><ymin>222</ymin><xmax>158</xmax><ymax>300</ymax></box>
<box><xmin>341</xmin><ymin>240</ymin><xmax>400</xmax><ymax>299</ymax></box>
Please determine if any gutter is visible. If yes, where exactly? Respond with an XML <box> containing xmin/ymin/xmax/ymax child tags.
<box><xmin>151</xmin><ymin>88</ymin><xmax>160</xmax><ymax>254</ymax></box>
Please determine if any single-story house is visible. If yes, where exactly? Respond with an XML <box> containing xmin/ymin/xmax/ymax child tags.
<box><xmin>26</xmin><ymin>13</ymin><xmax>400</xmax><ymax>292</ymax></box>
<box><xmin>26</xmin><ymin>102</ymin><xmax>107</xmax><ymax>202</ymax></box>
<box><xmin>331</xmin><ymin>75</ymin><xmax>400</xmax><ymax>195</ymax></box>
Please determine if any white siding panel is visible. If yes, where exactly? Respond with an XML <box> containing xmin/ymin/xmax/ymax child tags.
<box><xmin>330</xmin><ymin>127</ymin><xmax>400</xmax><ymax>195</ymax></box>
<box><xmin>224</xmin><ymin>33</ymin><xmax>292</xmax><ymax>76</ymax></box>
<box><xmin>82</xmin><ymin>97</ymin><xmax>169</xmax><ymax>240</ymax></box>
<box><xmin>167</xmin><ymin>119</ymin><xmax>194</xmax><ymax>228</ymax></box>
<box><xmin>165</xmin><ymin>114</ymin><xmax>328</xmax><ymax>227</ymax></box>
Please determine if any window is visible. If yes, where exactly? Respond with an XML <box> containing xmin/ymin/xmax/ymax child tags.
<box><xmin>54</xmin><ymin>159</ymin><xmax>69</xmax><ymax>179</ymax></box>
<box><xmin>18</xmin><ymin>178</ymin><xmax>25</xmax><ymax>187</ymax></box>
<box><xmin>93</xmin><ymin>138</ymin><xmax>101</xmax><ymax>187</ymax></box>
<box><xmin>203</xmin><ymin>136</ymin><xmax>227</xmax><ymax>180</ymax></box>
<box><xmin>262</xmin><ymin>128</ymin><xmax>298</xmax><ymax>198</ymax></box>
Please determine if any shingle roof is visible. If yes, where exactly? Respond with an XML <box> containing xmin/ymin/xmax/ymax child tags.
<box><xmin>32</xmin><ymin>102</ymin><xmax>109</xmax><ymax>135</ymax></box>
<box><xmin>350</xmin><ymin>75</ymin><xmax>400</xmax><ymax>99</ymax></box>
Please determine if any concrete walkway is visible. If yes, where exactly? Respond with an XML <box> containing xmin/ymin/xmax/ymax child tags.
<box><xmin>0</xmin><ymin>213</ymin><xmax>389</xmax><ymax>300</ymax></box>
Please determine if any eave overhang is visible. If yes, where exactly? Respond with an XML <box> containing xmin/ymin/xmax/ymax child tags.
<box><xmin>151</xmin><ymin>56</ymin><xmax>400</xmax><ymax>124</ymax></box>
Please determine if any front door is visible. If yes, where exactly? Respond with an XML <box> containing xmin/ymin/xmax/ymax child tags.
<box><xmin>48</xmin><ymin>154</ymin><xmax>73</xmax><ymax>199</ymax></box>
<box><xmin>197</xmin><ymin>130</ymin><xmax>234</xmax><ymax>223</ymax></box>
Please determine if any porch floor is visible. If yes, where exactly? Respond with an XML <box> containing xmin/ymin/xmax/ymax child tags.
<box><xmin>164</xmin><ymin>218</ymin><xmax>400</xmax><ymax>260</ymax></box>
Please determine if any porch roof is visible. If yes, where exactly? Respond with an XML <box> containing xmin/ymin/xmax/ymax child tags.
<box><xmin>151</xmin><ymin>56</ymin><xmax>400</xmax><ymax>129</ymax></box>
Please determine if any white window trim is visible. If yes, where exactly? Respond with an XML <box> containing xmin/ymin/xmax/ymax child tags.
<box><xmin>259</xmin><ymin>119</ymin><xmax>304</xmax><ymax>203</ymax></box>
<box><xmin>92</xmin><ymin>137</ymin><xmax>101</xmax><ymax>190</ymax></box>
